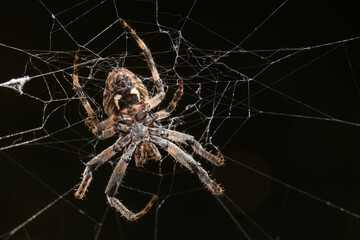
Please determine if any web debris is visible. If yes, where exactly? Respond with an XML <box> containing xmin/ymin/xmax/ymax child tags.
<box><xmin>0</xmin><ymin>76</ymin><xmax>31</xmax><ymax>95</ymax></box>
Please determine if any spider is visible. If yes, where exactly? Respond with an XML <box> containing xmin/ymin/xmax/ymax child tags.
<box><xmin>73</xmin><ymin>18</ymin><xmax>224</xmax><ymax>221</ymax></box>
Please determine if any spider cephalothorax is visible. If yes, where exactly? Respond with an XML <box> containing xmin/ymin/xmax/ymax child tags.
<box><xmin>73</xmin><ymin>18</ymin><xmax>224</xmax><ymax>221</ymax></box>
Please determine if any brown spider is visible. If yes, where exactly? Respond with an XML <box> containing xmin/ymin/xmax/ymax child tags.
<box><xmin>73</xmin><ymin>18</ymin><xmax>224</xmax><ymax>221</ymax></box>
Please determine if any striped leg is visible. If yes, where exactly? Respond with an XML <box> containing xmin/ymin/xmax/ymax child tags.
<box><xmin>160</xmin><ymin>129</ymin><xmax>224</xmax><ymax>166</ymax></box>
<box><xmin>105</xmin><ymin>142</ymin><xmax>157</xmax><ymax>221</ymax></box>
<box><xmin>119</xmin><ymin>18</ymin><xmax>165</xmax><ymax>110</ymax></box>
<box><xmin>73</xmin><ymin>51</ymin><xmax>117</xmax><ymax>138</ymax></box>
<box><xmin>74</xmin><ymin>135</ymin><xmax>131</xmax><ymax>199</ymax></box>
<box><xmin>155</xmin><ymin>79</ymin><xmax>184</xmax><ymax>120</ymax></box>
<box><xmin>151</xmin><ymin>136</ymin><xmax>223</xmax><ymax>195</ymax></box>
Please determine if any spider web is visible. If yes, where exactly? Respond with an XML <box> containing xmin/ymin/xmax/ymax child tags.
<box><xmin>1</xmin><ymin>0</ymin><xmax>360</xmax><ymax>239</ymax></box>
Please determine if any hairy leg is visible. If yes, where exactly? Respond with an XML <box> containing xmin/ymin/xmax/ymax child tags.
<box><xmin>105</xmin><ymin>142</ymin><xmax>157</xmax><ymax>221</ymax></box>
<box><xmin>74</xmin><ymin>135</ymin><xmax>131</xmax><ymax>199</ymax></box>
<box><xmin>151</xmin><ymin>136</ymin><xmax>223</xmax><ymax>195</ymax></box>
<box><xmin>157</xmin><ymin>129</ymin><xmax>224</xmax><ymax>166</ymax></box>
<box><xmin>155</xmin><ymin>79</ymin><xmax>184</xmax><ymax>120</ymax></box>
<box><xmin>119</xmin><ymin>18</ymin><xmax>165</xmax><ymax>110</ymax></box>
<box><xmin>73</xmin><ymin>51</ymin><xmax>118</xmax><ymax>138</ymax></box>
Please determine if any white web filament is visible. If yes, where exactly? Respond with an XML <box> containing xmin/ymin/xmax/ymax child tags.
<box><xmin>0</xmin><ymin>76</ymin><xmax>30</xmax><ymax>95</ymax></box>
<box><xmin>0</xmin><ymin>0</ymin><xmax>360</xmax><ymax>239</ymax></box>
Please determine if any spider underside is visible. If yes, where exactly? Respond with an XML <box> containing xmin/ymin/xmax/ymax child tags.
<box><xmin>73</xmin><ymin>18</ymin><xmax>224</xmax><ymax>221</ymax></box>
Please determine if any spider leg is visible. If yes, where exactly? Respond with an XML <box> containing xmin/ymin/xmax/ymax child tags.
<box><xmin>75</xmin><ymin>135</ymin><xmax>131</xmax><ymax>199</ymax></box>
<box><xmin>73</xmin><ymin>51</ymin><xmax>118</xmax><ymax>139</ymax></box>
<box><xmin>73</xmin><ymin>52</ymin><xmax>99</xmax><ymax>129</ymax></box>
<box><xmin>105</xmin><ymin>142</ymin><xmax>157</xmax><ymax>221</ymax></box>
<box><xmin>155</xmin><ymin>79</ymin><xmax>184</xmax><ymax>120</ymax></box>
<box><xmin>151</xmin><ymin>136</ymin><xmax>223</xmax><ymax>195</ymax></box>
<box><xmin>95</xmin><ymin>117</ymin><xmax>119</xmax><ymax>139</ymax></box>
<box><xmin>155</xmin><ymin>129</ymin><xmax>224</xmax><ymax>166</ymax></box>
<box><xmin>119</xmin><ymin>18</ymin><xmax>165</xmax><ymax>110</ymax></box>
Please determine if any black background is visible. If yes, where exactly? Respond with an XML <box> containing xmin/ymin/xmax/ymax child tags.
<box><xmin>1</xmin><ymin>1</ymin><xmax>360</xmax><ymax>240</ymax></box>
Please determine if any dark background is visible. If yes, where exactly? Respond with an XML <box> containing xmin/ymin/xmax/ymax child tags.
<box><xmin>1</xmin><ymin>0</ymin><xmax>360</xmax><ymax>239</ymax></box>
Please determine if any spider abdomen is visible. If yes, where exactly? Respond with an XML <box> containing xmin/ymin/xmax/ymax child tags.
<box><xmin>103</xmin><ymin>68</ymin><xmax>149</xmax><ymax>116</ymax></box>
